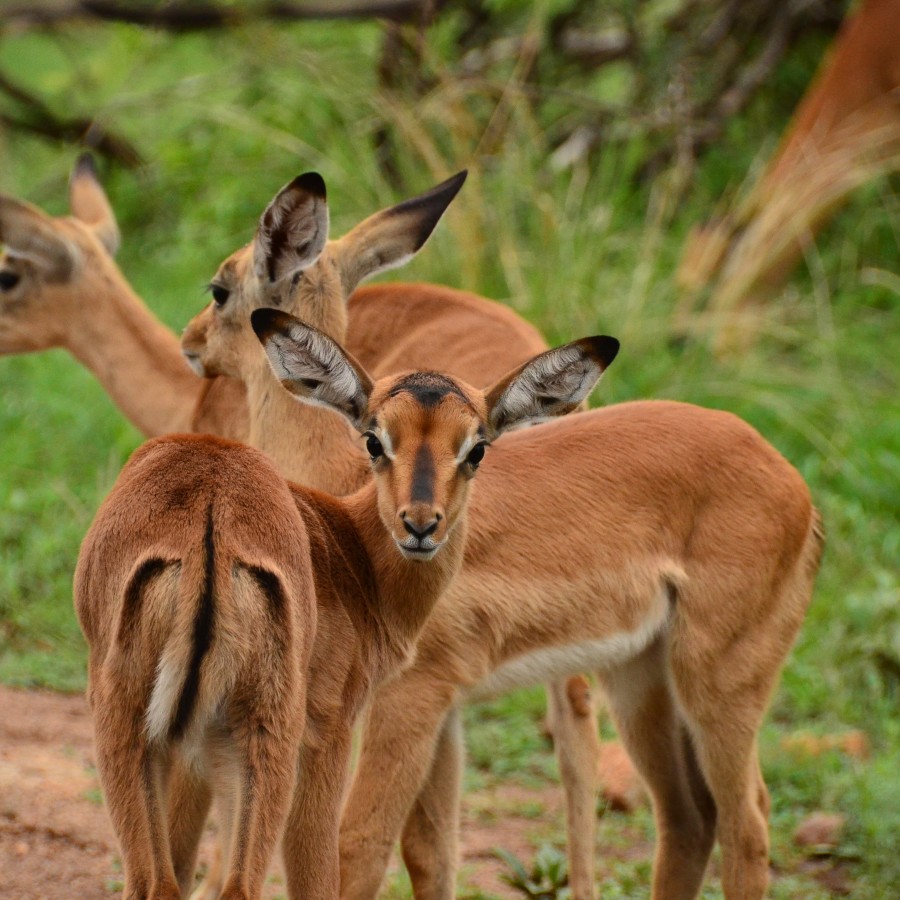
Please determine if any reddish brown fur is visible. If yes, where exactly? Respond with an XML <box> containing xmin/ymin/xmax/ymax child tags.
<box><xmin>765</xmin><ymin>0</ymin><xmax>900</xmax><ymax>190</ymax></box>
<box><xmin>75</xmin><ymin>435</ymin><xmax>315</xmax><ymax>899</ymax></box>
<box><xmin>678</xmin><ymin>0</ymin><xmax>900</xmax><ymax>302</ymax></box>
<box><xmin>182</xmin><ymin>176</ymin><xmax>605</xmax><ymax>897</ymax></box>
<box><xmin>190</xmin><ymin>201</ymin><xmax>822</xmax><ymax>900</ymax></box>
<box><xmin>0</xmin><ymin>181</ymin><xmax>247</xmax><ymax>438</ymax></box>
<box><xmin>183</xmin><ymin>175</ymin><xmax>820</xmax><ymax>900</ymax></box>
<box><xmin>338</xmin><ymin>401</ymin><xmax>822</xmax><ymax>900</ymax></box>
<box><xmin>77</xmin><ymin>338</ymin><xmax>570</xmax><ymax>897</ymax></box>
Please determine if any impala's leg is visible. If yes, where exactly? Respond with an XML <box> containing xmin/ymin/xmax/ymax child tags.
<box><xmin>668</xmin><ymin>572</ymin><xmax>813</xmax><ymax>900</ymax></box>
<box><xmin>281</xmin><ymin>725</ymin><xmax>354</xmax><ymax>900</ymax></box>
<box><xmin>93</xmin><ymin>692</ymin><xmax>180</xmax><ymax>899</ymax></box>
<box><xmin>679</xmin><ymin>715</ymin><xmax>770</xmax><ymax>900</ymax></box>
<box><xmin>598</xmin><ymin>638</ymin><xmax>716</xmax><ymax>900</ymax></box>
<box><xmin>340</xmin><ymin>671</ymin><xmax>458</xmax><ymax>900</ymax></box>
<box><xmin>399</xmin><ymin>707</ymin><xmax>464</xmax><ymax>900</ymax></box>
<box><xmin>218</xmin><ymin>712</ymin><xmax>300</xmax><ymax>900</ymax></box>
<box><xmin>670</xmin><ymin>671</ymin><xmax>775</xmax><ymax>900</ymax></box>
<box><xmin>167</xmin><ymin>756</ymin><xmax>213</xmax><ymax>895</ymax></box>
<box><xmin>545</xmin><ymin>675</ymin><xmax>599</xmax><ymax>900</ymax></box>
<box><xmin>189</xmin><ymin>777</ymin><xmax>236</xmax><ymax>900</ymax></box>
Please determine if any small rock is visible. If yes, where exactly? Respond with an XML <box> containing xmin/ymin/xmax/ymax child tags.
<box><xmin>794</xmin><ymin>811</ymin><xmax>845</xmax><ymax>849</ymax></box>
<box><xmin>837</xmin><ymin>730</ymin><xmax>870</xmax><ymax>760</ymax></box>
<box><xmin>597</xmin><ymin>741</ymin><xmax>645</xmax><ymax>813</ymax></box>
<box><xmin>14</xmin><ymin>841</ymin><xmax>29</xmax><ymax>856</ymax></box>
<box><xmin>781</xmin><ymin>730</ymin><xmax>870</xmax><ymax>760</ymax></box>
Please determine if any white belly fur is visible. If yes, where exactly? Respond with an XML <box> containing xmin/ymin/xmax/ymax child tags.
<box><xmin>467</xmin><ymin>609</ymin><xmax>669</xmax><ymax>702</ymax></box>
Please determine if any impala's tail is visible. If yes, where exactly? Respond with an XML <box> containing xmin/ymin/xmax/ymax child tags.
<box><xmin>145</xmin><ymin>505</ymin><xmax>220</xmax><ymax>743</ymax></box>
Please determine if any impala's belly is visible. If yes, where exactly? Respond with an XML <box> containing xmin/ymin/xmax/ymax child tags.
<box><xmin>466</xmin><ymin>612</ymin><xmax>668</xmax><ymax>702</ymax></box>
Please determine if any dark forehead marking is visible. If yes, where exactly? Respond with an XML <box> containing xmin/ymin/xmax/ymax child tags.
<box><xmin>389</xmin><ymin>372</ymin><xmax>472</xmax><ymax>409</ymax></box>
<box><xmin>410</xmin><ymin>443</ymin><xmax>435</xmax><ymax>505</ymax></box>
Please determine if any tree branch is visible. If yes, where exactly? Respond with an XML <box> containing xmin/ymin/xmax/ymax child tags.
<box><xmin>0</xmin><ymin>0</ymin><xmax>423</xmax><ymax>31</ymax></box>
<box><xmin>0</xmin><ymin>71</ymin><xmax>142</xmax><ymax>167</ymax></box>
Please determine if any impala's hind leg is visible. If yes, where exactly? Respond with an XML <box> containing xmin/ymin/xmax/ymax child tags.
<box><xmin>167</xmin><ymin>756</ymin><xmax>213</xmax><ymax>895</ymax></box>
<box><xmin>399</xmin><ymin>708</ymin><xmax>464</xmax><ymax>900</ymax></box>
<box><xmin>546</xmin><ymin>676</ymin><xmax>600</xmax><ymax>900</ymax></box>
<box><xmin>281</xmin><ymin>726</ymin><xmax>354</xmax><ymax>899</ymax></box>
<box><xmin>93</xmin><ymin>691</ymin><xmax>180</xmax><ymax>899</ymax></box>
<box><xmin>188</xmin><ymin>774</ymin><xmax>236</xmax><ymax>900</ymax></box>
<box><xmin>216</xmin><ymin>714</ymin><xmax>299</xmax><ymax>900</ymax></box>
<box><xmin>599</xmin><ymin>638</ymin><xmax>716</xmax><ymax>900</ymax></box>
<box><xmin>671</xmin><ymin>661</ymin><xmax>775</xmax><ymax>900</ymax></box>
<box><xmin>679</xmin><ymin>714</ymin><xmax>770</xmax><ymax>900</ymax></box>
<box><xmin>669</xmin><ymin>579</ymin><xmax>812</xmax><ymax>899</ymax></box>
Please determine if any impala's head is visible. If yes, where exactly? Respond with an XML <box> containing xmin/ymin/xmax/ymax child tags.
<box><xmin>251</xmin><ymin>308</ymin><xmax>619</xmax><ymax>561</ymax></box>
<box><xmin>181</xmin><ymin>170</ymin><xmax>467</xmax><ymax>380</ymax></box>
<box><xmin>0</xmin><ymin>154</ymin><xmax>122</xmax><ymax>354</ymax></box>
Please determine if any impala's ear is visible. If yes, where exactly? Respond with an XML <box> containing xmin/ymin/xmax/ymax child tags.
<box><xmin>485</xmin><ymin>335</ymin><xmax>620</xmax><ymax>437</ymax></box>
<box><xmin>332</xmin><ymin>170</ymin><xmax>467</xmax><ymax>293</ymax></box>
<box><xmin>0</xmin><ymin>195</ymin><xmax>77</xmax><ymax>280</ymax></box>
<box><xmin>253</xmin><ymin>173</ymin><xmax>329</xmax><ymax>284</ymax></box>
<box><xmin>68</xmin><ymin>153</ymin><xmax>120</xmax><ymax>256</ymax></box>
<box><xmin>251</xmin><ymin>307</ymin><xmax>373</xmax><ymax>429</ymax></box>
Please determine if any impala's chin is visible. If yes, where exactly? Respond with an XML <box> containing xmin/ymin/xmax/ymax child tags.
<box><xmin>395</xmin><ymin>538</ymin><xmax>444</xmax><ymax>562</ymax></box>
<box><xmin>182</xmin><ymin>350</ymin><xmax>207</xmax><ymax>377</ymax></box>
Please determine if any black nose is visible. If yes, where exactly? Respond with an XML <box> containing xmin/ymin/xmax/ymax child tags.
<box><xmin>403</xmin><ymin>518</ymin><xmax>439</xmax><ymax>539</ymax></box>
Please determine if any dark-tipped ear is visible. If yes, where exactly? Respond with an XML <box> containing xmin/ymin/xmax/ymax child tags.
<box><xmin>333</xmin><ymin>170</ymin><xmax>467</xmax><ymax>292</ymax></box>
<box><xmin>68</xmin><ymin>153</ymin><xmax>120</xmax><ymax>256</ymax></box>
<box><xmin>485</xmin><ymin>336</ymin><xmax>620</xmax><ymax>437</ymax></box>
<box><xmin>253</xmin><ymin>173</ymin><xmax>329</xmax><ymax>284</ymax></box>
<box><xmin>251</xmin><ymin>307</ymin><xmax>373</xmax><ymax>429</ymax></box>
<box><xmin>0</xmin><ymin>195</ymin><xmax>77</xmax><ymax>280</ymax></box>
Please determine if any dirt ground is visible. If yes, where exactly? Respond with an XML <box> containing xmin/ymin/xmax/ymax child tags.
<box><xmin>0</xmin><ymin>685</ymin><xmax>604</xmax><ymax>899</ymax></box>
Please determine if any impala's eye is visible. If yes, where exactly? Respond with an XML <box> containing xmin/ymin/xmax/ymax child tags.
<box><xmin>210</xmin><ymin>285</ymin><xmax>230</xmax><ymax>306</ymax></box>
<box><xmin>365</xmin><ymin>433</ymin><xmax>385</xmax><ymax>460</ymax></box>
<box><xmin>0</xmin><ymin>271</ymin><xmax>20</xmax><ymax>291</ymax></box>
<box><xmin>466</xmin><ymin>442</ymin><xmax>486</xmax><ymax>468</ymax></box>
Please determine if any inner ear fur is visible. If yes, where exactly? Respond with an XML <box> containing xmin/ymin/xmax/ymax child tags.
<box><xmin>250</xmin><ymin>307</ymin><xmax>374</xmax><ymax>429</ymax></box>
<box><xmin>68</xmin><ymin>153</ymin><xmax>121</xmax><ymax>257</ymax></box>
<box><xmin>332</xmin><ymin>170</ymin><xmax>467</xmax><ymax>293</ymax></box>
<box><xmin>253</xmin><ymin>172</ymin><xmax>329</xmax><ymax>285</ymax></box>
<box><xmin>485</xmin><ymin>335</ymin><xmax>620</xmax><ymax>437</ymax></box>
<box><xmin>0</xmin><ymin>195</ymin><xmax>78</xmax><ymax>281</ymax></box>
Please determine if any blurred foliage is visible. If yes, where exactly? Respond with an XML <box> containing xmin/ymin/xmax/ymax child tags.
<box><xmin>497</xmin><ymin>844</ymin><xmax>570</xmax><ymax>899</ymax></box>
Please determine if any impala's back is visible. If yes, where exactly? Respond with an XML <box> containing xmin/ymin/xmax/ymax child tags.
<box><xmin>74</xmin><ymin>434</ymin><xmax>316</xmax><ymax>899</ymax></box>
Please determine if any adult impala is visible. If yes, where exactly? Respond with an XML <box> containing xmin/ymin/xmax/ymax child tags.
<box><xmin>76</xmin><ymin>315</ymin><xmax>617</xmax><ymax>899</ymax></box>
<box><xmin>185</xmin><ymin>175</ymin><xmax>823</xmax><ymax>899</ymax></box>
<box><xmin>182</xmin><ymin>172</ymin><xmax>607</xmax><ymax>892</ymax></box>
<box><xmin>0</xmin><ymin>155</ymin><xmax>247</xmax><ymax>438</ymax></box>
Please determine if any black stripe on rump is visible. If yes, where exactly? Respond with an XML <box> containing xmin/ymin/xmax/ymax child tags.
<box><xmin>243</xmin><ymin>563</ymin><xmax>287</xmax><ymax>623</ymax></box>
<box><xmin>170</xmin><ymin>506</ymin><xmax>216</xmax><ymax>740</ymax></box>
<box><xmin>117</xmin><ymin>558</ymin><xmax>169</xmax><ymax>645</ymax></box>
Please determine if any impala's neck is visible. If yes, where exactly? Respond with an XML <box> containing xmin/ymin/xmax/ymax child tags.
<box><xmin>246</xmin><ymin>264</ymin><xmax>369</xmax><ymax>492</ymax></box>
<box><xmin>343</xmin><ymin>484</ymin><xmax>468</xmax><ymax>675</ymax></box>
<box><xmin>67</xmin><ymin>268</ymin><xmax>203</xmax><ymax>436</ymax></box>
<box><xmin>245</xmin><ymin>354</ymin><xmax>370</xmax><ymax>493</ymax></box>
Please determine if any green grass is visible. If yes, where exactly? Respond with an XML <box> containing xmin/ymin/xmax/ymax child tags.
<box><xmin>1</xmin><ymin>14</ymin><xmax>898</xmax><ymax>898</ymax></box>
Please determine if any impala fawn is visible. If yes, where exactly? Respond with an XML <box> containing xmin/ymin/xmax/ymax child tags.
<box><xmin>181</xmin><ymin>171</ymin><xmax>607</xmax><ymax>893</ymax></box>
<box><xmin>182</xmin><ymin>170</ymin><xmax>823</xmax><ymax>898</ymax></box>
<box><xmin>75</xmin><ymin>311</ymin><xmax>618</xmax><ymax>899</ymax></box>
